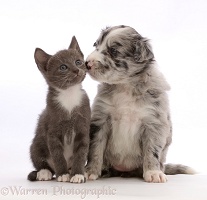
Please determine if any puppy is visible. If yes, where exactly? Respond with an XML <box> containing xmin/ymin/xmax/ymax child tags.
<box><xmin>85</xmin><ymin>25</ymin><xmax>195</xmax><ymax>183</ymax></box>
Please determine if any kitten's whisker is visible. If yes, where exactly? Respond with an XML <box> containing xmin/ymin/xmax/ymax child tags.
<box><xmin>51</xmin><ymin>76</ymin><xmax>68</xmax><ymax>84</ymax></box>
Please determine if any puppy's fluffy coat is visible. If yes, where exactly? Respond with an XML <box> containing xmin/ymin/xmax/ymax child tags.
<box><xmin>85</xmin><ymin>25</ymin><xmax>195</xmax><ymax>183</ymax></box>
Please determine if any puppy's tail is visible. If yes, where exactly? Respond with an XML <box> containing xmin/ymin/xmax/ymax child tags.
<box><xmin>27</xmin><ymin>171</ymin><xmax>38</xmax><ymax>181</ymax></box>
<box><xmin>164</xmin><ymin>164</ymin><xmax>196</xmax><ymax>175</ymax></box>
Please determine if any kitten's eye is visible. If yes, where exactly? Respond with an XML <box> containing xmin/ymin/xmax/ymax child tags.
<box><xmin>93</xmin><ymin>42</ymin><xmax>97</xmax><ymax>47</ymax></box>
<box><xmin>59</xmin><ymin>64</ymin><xmax>68</xmax><ymax>71</ymax></box>
<box><xmin>75</xmin><ymin>60</ymin><xmax>83</xmax><ymax>66</ymax></box>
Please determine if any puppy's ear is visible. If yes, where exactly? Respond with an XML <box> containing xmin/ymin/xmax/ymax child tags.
<box><xmin>68</xmin><ymin>36</ymin><xmax>84</xmax><ymax>57</ymax></box>
<box><xmin>134</xmin><ymin>39</ymin><xmax>154</xmax><ymax>63</ymax></box>
<box><xmin>34</xmin><ymin>48</ymin><xmax>51</xmax><ymax>73</ymax></box>
<box><xmin>102</xmin><ymin>26</ymin><xmax>111</xmax><ymax>31</ymax></box>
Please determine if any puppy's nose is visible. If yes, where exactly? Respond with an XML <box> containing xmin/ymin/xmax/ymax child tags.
<box><xmin>85</xmin><ymin>61</ymin><xmax>90</xmax><ymax>70</ymax></box>
<box><xmin>85</xmin><ymin>60</ymin><xmax>93</xmax><ymax>70</ymax></box>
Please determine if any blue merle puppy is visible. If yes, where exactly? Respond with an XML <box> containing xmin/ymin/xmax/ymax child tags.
<box><xmin>85</xmin><ymin>25</ymin><xmax>195</xmax><ymax>183</ymax></box>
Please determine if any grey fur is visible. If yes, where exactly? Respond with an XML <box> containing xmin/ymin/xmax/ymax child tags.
<box><xmin>85</xmin><ymin>26</ymin><xmax>195</xmax><ymax>183</ymax></box>
<box><xmin>28</xmin><ymin>36</ymin><xmax>91</xmax><ymax>183</ymax></box>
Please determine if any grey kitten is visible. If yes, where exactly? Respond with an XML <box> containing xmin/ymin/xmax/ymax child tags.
<box><xmin>85</xmin><ymin>25</ymin><xmax>195</xmax><ymax>183</ymax></box>
<box><xmin>28</xmin><ymin>36</ymin><xmax>90</xmax><ymax>183</ymax></box>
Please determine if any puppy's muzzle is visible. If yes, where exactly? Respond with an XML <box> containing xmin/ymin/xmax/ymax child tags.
<box><xmin>85</xmin><ymin>60</ymin><xmax>94</xmax><ymax>70</ymax></box>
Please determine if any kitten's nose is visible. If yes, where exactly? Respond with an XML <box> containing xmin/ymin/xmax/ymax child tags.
<box><xmin>73</xmin><ymin>68</ymin><xmax>79</xmax><ymax>74</ymax></box>
<box><xmin>85</xmin><ymin>60</ymin><xmax>93</xmax><ymax>70</ymax></box>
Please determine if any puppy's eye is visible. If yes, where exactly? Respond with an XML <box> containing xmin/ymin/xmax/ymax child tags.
<box><xmin>93</xmin><ymin>42</ymin><xmax>97</xmax><ymax>47</ymax></box>
<box><xmin>59</xmin><ymin>64</ymin><xmax>68</xmax><ymax>71</ymax></box>
<box><xmin>75</xmin><ymin>60</ymin><xmax>83</xmax><ymax>66</ymax></box>
<box><xmin>110</xmin><ymin>48</ymin><xmax>117</xmax><ymax>56</ymax></box>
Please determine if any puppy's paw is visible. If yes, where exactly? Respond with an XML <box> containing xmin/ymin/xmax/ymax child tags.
<box><xmin>57</xmin><ymin>174</ymin><xmax>70</xmax><ymax>182</ymax></box>
<box><xmin>144</xmin><ymin>170</ymin><xmax>167</xmax><ymax>183</ymax></box>
<box><xmin>37</xmin><ymin>169</ymin><xmax>52</xmax><ymax>181</ymax></box>
<box><xmin>70</xmin><ymin>174</ymin><xmax>85</xmax><ymax>183</ymax></box>
<box><xmin>85</xmin><ymin>172</ymin><xmax>99</xmax><ymax>180</ymax></box>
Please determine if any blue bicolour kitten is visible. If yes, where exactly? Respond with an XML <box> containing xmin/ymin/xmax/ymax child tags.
<box><xmin>28</xmin><ymin>36</ymin><xmax>90</xmax><ymax>183</ymax></box>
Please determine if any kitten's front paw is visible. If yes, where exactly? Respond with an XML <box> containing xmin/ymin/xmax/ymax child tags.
<box><xmin>85</xmin><ymin>172</ymin><xmax>99</xmax><ymax>180</ymax></box>
<box><xmin>57</xmin><ymin>174</ymin><xmax>70</xmax><ymax>182</ymax></box>
<box><xmin>70</xmin><ymin>174</ymin><xmax>85</xmax><ymax>183</ymax></box>
<box><xmin>144</xmin><ymin>170</ymin><xmax>167</xmax><ymax>183</ymax></box>
<box><xmin>37</xmin><ymin>169</ymin><xmax>52</xmax><ymax>181</ymax></box>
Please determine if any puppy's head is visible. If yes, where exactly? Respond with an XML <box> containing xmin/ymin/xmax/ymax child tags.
<box><xmin>86</xmin><ymin>25</ymin><xmax>154</xmax><ymax>84</ymax></box>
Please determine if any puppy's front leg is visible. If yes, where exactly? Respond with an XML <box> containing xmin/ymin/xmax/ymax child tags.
<box><xmin>86</xmin><ymin>122</ymin><xmax>109</xmax><ymax>180</ymax></box>
<box><xmin>142</xmin><ymin>124</ymin><xmax>168</xmax><ymax>183</ymax></box>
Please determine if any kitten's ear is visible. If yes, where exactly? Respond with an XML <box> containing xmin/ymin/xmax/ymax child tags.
<box><xmin>34</xmin><ymin>48</ymin><xmax>51</xmax><ymax>72</ymax></box>
<box><xmin>134</xmin><ymin>39</ymin><xmax>154</xmax><ymax>63</ymax></box>
<box><xmin>68</xmin><ymin>36</ymin><xmax>84</xmax><ymax>57</ymax></box>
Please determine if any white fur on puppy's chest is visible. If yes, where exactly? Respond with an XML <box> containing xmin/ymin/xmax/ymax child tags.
<box><xmin>109</xmin><ymin>90</ymin><xmax>143</xmax><ymax>156</ymax></box>
<box><xmin>56</xmin><ymin>84</ymin><xmax>83</xmax><ymax>113</ymax></box>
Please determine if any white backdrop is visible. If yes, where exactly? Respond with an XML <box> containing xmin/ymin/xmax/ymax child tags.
<box><xmin>1</xmin><ymin>0</ymin><xmax>207</xmax><ymax>180</ymax></box>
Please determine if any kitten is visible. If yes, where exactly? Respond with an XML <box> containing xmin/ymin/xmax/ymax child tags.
<box><xmin>28</xmin><ymin>36</ymin><xmax>90</xmax><ymax>183</ymax></box>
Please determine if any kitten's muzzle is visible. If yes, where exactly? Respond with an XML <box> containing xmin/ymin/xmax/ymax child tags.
<box><xmin>73</xmin><ymin>68</ymin><xmax>80</xmax><ymax>74</ymax></box>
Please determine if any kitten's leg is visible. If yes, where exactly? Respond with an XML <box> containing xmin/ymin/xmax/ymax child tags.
<box><xmin>70</xmin><ymin>115</ymin><xmax>90</xmax><ymax>183</ymax></box>
<box><xmin>57</xmin><ymin>174</ymin><xmax>70</xmax><ymax>182</ymax></box>
<box><xmin>36</xmin><ymin>169</ymin><xmax>53</xmax><ymax>181</ymax></box>
<box><xmin>85</xmin><ymin>122</ymin><xmax>109</xmax><ymax>180</ymax></box>
<box><xmin>141</xmin><ymin>123</ymin><xmax>170</xmax><ymax>183</ymax></box>
<box><xmin>48</xmin><ymin>135</ymin><xmax>69</xmax><ymax>182</ymax></box>
<box><xmin>28</xmin><ymin>136</ymin><xmax>54</xmax><ymax>181</ymax></box>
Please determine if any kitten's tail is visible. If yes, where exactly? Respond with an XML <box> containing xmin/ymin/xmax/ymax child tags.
<box><xmin>164</xmin><ymin>164</ymin><xmax>196</xmax><ymax>175</ymax></box>
<box><xmin>27</xmin><ymin>171</ymin><xmax>38</xmax><ymax>181</ymax></box>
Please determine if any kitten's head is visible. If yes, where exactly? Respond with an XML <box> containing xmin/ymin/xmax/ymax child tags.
<box><xmin>86</xmin><ymin>25</ymin><xmax>154</xmax><ymax>84</ymax></box>
<box><xmin>34</xmin><ymin>36</ymin><xmax>86</xmax><ymax>89</ymax></box>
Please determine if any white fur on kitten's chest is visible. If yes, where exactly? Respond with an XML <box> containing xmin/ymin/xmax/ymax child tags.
<box><xmin>63</xmin><ymin>133</ymin><xmax>75</xmax><ymax>169</ymax></box>
<box><xmin>47</xmin><ymin>133</ymin><xmax>75</xmax><ymax>170</ymax></box>
<box><xmin>55</xmin><ymin>84</ymin><xmax>83</xmax><ymax>112</ymax></box>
